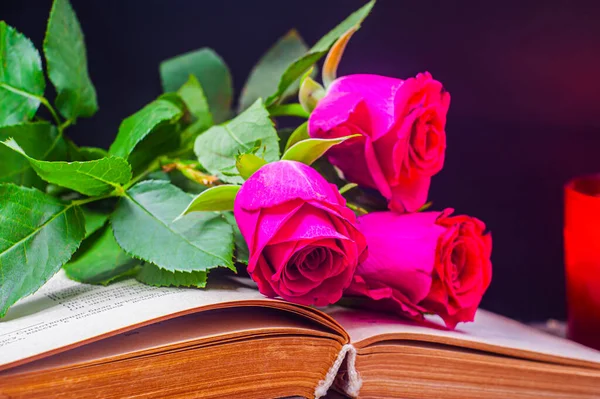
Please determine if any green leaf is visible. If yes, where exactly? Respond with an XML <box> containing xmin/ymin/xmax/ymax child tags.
<box><xmin>127</xmin><ymin>124</ymin><xmax>182</xmax><ymax>175</ymax></box>
<box><xmin>277</xmin><ymin>127</ymin><xmax>295</xmax><ymax>154</ymax></box>
<box><xmin>338</xmin><ymin>182</ymin><xmax>358</xmax><ymax>195</ymax></box>
<box><xmin>43</xmin><ymin>0</ymin><xmax>98</xmax><ymax>120</ymax></box>
<box><xmin>0</xmin><ymin>22</ymin><xmax>46</xmax><ymax>126</ymax></box>
<box><xmin>194</xmin><ymin>99</ymin><xmax>279</xmax><ymax>184</ymax></box>
<box><xmin>64</xmin><ymin>137</ymin><xmax>85</xmax><ymax>161</ymax></box>
<box><xmin>167</xmin><ymin>169</ymin><xmax>206</xmax><ymax>195</ymax></box>
<box><xmin>45</xmin><ymin>184</ymin><xmax>70</xmax><ymax>197</ymax></box>
<box><xmin>108</xmin><ymin>98</ymin><xmax>183</xmax><ymax>161</ymax></box>
<box><xmin>178</xmin><ymin>75</ymin><xmax>214</xmax><ymax>147</ymax></box>
<box><xmin>239</xmin><ymin>29</ymin><xmax>308</xmax><ymax>112</ymax></box>
<box><xmin>284</xmin><ymin>122</ymin><xmax>309</xmax><ymax>152</ymax></box>
<box><xmin>268</xmin><ymin>103</ymin><xmax>309</xmax><ymax>118</ymax></box>
<box><xmin>64</xmin><ymin>224</ymin><xmax>138</xmax><ymax>285</ymax></box>
<box><xmin>78</xmin><ymin>146</ymin><xmax>108</xmax><ymax>160</ymax></box>
<box><xmin>0</xmin><ymin>122</ymin><xmax>66</xmax><ymax>188</ymax></box>
<box><xmin>265</xmin><ymin>0</ymin><xmax>375</xmax><ymax>106</ymax></box>
<box><xmin>61</xmin><ymin>142</ymin><xmax>108</xmax><ymax>162</ymax></box>
<box><xmin>236</xmin><ymin>153</ymin><xmax>267</xmax><ymax>180</ymax></box>
<box><xmin>136</xmin><ymin>263</ymin><xmax>207</xmax><ymax>288</ymax></box>
<box><xmin>81</xmin><ymin>207</ymin><xmax>109</xmax><ymax>238</ymax></box>
<box><xmin>2</xmin><ymin>138</ymin><xmax>132</xmax><ymax>196</ymax></box>
<box><xmin>157</xmin><ymin>92</ymin><xmax>186</xmax><ymax>109</ymax></box>
<box><xmin>147</xmin><ymin>170</ymin><xmax>171</xmax><ymax>182</ymax></box>
<box><xmin>178</xmin><ymin>75</ymin><xmax>212</xmax><ymax>126</ymax></box>
<box><xmin>160</xmin><ymin>48</ymin><xmax>232</xmax><ymax>123</ymax></box>
<box><xmin>222</xmin><ymin>211</ymin><xmax>248</xmax><ymax>265</ymax></box>
<box><xmin>111</xmin><ymin>180</ymin><xmax>234</xmax><ymax>272</ymax></box>
<box><xmin>311</xmin><ymin>1</ymin><xmax>375</xmax><ymax>52</ymax></box>
<box><xmin>180</xmin><ymin>185</ymin><xmax>240</xmax><ymax>215</ymax></box>
<box><xmin>299</xmin><ymin>76</ymin><xmax>326</xmax><ymax>113</ymax></box>
<box><xmin>281</xmin><ymin>135</ymin><xmax>359</xmax><ymax>165</ymax></box>
<box><xmin>0</xmin><ymin>184</ymin><xmax>85</xmax><ymax>317</ymax></box>
<box><xmin>265</xmin><ymin>52</ymin><xmax>323</xmax><ymax>106</ymax></box>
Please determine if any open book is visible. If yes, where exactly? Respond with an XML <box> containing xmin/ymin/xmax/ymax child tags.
<box><xmin>1</xmin><ymin>271</ymin><xmax>600</xmax><ymax>399</ymax></box>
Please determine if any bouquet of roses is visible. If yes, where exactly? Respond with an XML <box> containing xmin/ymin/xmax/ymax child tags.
<box><xmin>0</xmin><ymin>0</ymin><xmax>491</xmax><ymax>329</ymax></box>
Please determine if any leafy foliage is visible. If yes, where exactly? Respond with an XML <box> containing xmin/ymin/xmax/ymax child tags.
<box><xmin>77</xmin><ymin>146</ymin><xmax>109</xmax><ymax>160</ymax></box>
<box><xmin>283</xmin><ymin>122</ymin><xmax>309</xmax><ymax>152</ymax></box>
<box><xmin>64</xmin><ymin>224</ymin><xmax>138</xmax><ymax>285</ymax></box>
<box><xmin>136</xmin><ymin>263</ymin><xmax>207</xmax><ymax>288</ymax></box>
<box><xmin>81</xmin><ymin>207</ymin><xmax>109</xmax><ymax>238</ymax></box>
<box><xmin>281</xmin><ymin>135</ymin><xmax>359</xmax><ymax>165</ymax></box>
<box><xmin>111</xmin><ymin>181</ymin><xmax>235</xmax><ymax>272</ymax></box>
<box><xmin>180</xmin><ymin>185</ymin><xmax>240</xmax><ymax>215</ymax></box>
<box><xmin>0</xmin><ymin>123</ymin><xmax>67</xmax><ymax>188</ymax></box>
<box><xmin>0</xmin><ymin>22</ymin><xmax>46</xmax><ymax>127</ymax></box>
<box><xmin>44</xmin><ymin>0</ymin><xmax>98</xmax><ymax>120</ymax></box>
<box><xmin>0</xmin><ymin>184</ymin><xmax>85</xmax><ymax>317</ymax></box>
<box><xmin>194</xmin><ymin>99</ymin><xmax>279</xmax><ymax>184</ymax></box>
<box><xmin>109</xmin><ymin>99</ymin><xmax>183</xmax><ymax>160</ymax></box>
<box><xmin>178</xmin><ymin>75</ymin><xmax>213</xmax><ymax>141</ymax></box>
<box><xmin>265</xmin><ymin>0</ymin><xmax>375</xmax><ymax>105</ymax></box>
<box><xmin>160</xmin><ymin>48</ymin><xmax>232</xmax><ymax>123</ymax></box>
<box><xmin>311</xmin><ymin>1</ymin><xmax>375</xmax><ymax>52</ymax></box>
<box><xmin>239</xmin><ymin>29</ymin><xmax>308</xmax><ymax>111</ymax></box>
<box><xmin>235</xmin><ymin>153</ymin><xmax>267</xmax><ymax>180</ymax></box>
<box><xmin>2</xmin><ymin>138</ymin><xmax>132</xmax><ymax>196</ymax></box>
<box><xmin>223</xmin><ymin>211</ymin><xmax>249</xmax><ymax>265</ymax></box>
<box><xmin>0</xmin><ymin>0</ymin><xmax>377</xmax><ymax>318</ymax></box>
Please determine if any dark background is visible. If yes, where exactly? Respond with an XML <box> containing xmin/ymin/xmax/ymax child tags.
<box><xmin>2</xmin><ymin>0</ymin><xmax>600</xmax><ymax>322</ymax></box>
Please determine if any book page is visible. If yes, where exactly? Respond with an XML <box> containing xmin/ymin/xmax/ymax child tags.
<box><xmin>2</xmin><ymin>307</ymin><xmax>341</xmax><ymax>376</ymax></box>
<box><xmin>328</xmin><ymin>307</ymin><xmax>600</xmax><ymax>368</ymax></box>
<box><xmin>0</xmin><ymin>270</ymin><xmax>284</xmax><ymax>370</ymax></box>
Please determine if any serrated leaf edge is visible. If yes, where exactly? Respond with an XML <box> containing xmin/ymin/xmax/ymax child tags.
<box><xmin>111</xmin><ymin>181</ymin><xmax>236</xmax><ymax>272</ymax></box>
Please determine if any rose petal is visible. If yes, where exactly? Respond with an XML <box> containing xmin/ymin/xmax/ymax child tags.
<box><xmin>235</xmin><ymin>161</ymin><xmax>342</xmax><ymax>211</ymax></box>
<box><xmin>251</xmin><ymin>255</ymin><xmax>278</xmax><ymax>298</ymax></box>
<box><xmin>292</xmin><ymin>266</ymin><xmax>354</xmax><ymax>306</ymax></box>
<box><xmin>326</xmin><ymin>135</ymin><xmax>377</xmax><ymax>189</ymax></box>
<box><xmin>269</xmin><ymin>203</ymin><xmax>350</xmax><ymax>245</ymax></box>
<box><xmin>246</xmin><ymin>200</ymin><xmax>304</xmax><ymax>266</ymax></box>
<box><xmin>346</xmin><ymin>275</ymin><xmax>426</xmax><ymax>318</ymax></box>
<box><xmin>364</xmin><ymin>136</ymin><xmax>392</xmax><ymax>199</ymax></box>
<box><xmin>328</xmin><ymin>74</ymin><xmax>406</xmax><ymax>140</ymax></box>
<box><xmin>356</xmin><ymin>212</ymin><xmax>444</xmax><ymax>303</ymax></box>
<box><xmin>371</xmin><ymin>127</ymin><xmax>407</xmax><ymax>183</ymax></box>
<box><xmin>388</xmin><ymin>175</ymin><xmax>431</xmax><ymax>213</ymax></box>
<box><xmin>308</xmin><ymin>91</ymin><xmax>370</xmax><ymax>136</ymax></box>
<box><xmin>307</xmin><ymin>199</ymin><xmax>358</xmax><ymax>227</ymax></box>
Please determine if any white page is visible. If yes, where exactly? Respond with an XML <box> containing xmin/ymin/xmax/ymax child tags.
<box><xmin>328</xmin><ymin>307</ymin><xmax>600</xmax><ymax>367</ymax></box>
<box><xmin>0</xmin><ymin>270</ymin><xmax>269</xmax><ymax>370</ymax></box>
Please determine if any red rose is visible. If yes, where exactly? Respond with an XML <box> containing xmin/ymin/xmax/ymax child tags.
<box><xmin>234</xmin><ymin>160</ymin><xmax>368</xmax><ymax>306</ymax></box>
<box><xmin>308</xmin><ymin>73</ymin><xmax>450</xmax><ymax>213</ymax></box>
<box><xmin>346</xmin><ymin>209</ymin><xmax>492</xmax><ymax>328</ymax></box>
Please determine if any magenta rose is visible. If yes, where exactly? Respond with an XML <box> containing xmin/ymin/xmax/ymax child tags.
<box><xmin>234</xmin><ymin>160</ymin><xmax>368</xmax><ymax>306</ymax></box>
<box><xmin>308</xmin><ymin>73</ymin><xmax>450</xmax><ymax>213</ymax></box>
<box><xmin>345</xmin><ymin>210</ymin><xmax>492</xmax><ymax>329</ymax></box>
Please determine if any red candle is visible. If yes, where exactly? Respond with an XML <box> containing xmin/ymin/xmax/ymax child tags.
<box><xmin>564</xmin><ymin>174</ymin><xmax>600</xmax><ymax>350</ymax></box>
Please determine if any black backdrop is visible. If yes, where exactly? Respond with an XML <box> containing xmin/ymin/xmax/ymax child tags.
<box><xmin>3</xmin><ymin>0</ymin><xmax>600</xmax><ymax>322</ymax></box>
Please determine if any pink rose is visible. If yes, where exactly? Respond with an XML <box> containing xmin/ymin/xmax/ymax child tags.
<box><xmin>234</xmin><ymin>160</ymin><xmax>367</xmax><ymax>306</ymax></box>
<box><xmin>308</xmin><ymin>73</ymin><xmax>450</xmax><ymax>213</ymax></box>
<box><xmin>346</xmin><ymin>210</ymin><xmax>492</xmax><ymax>328</ymax></box>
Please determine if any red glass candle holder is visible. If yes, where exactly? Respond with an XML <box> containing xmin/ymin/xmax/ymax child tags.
<box><xmin>564</xmin><ymin>174</ymin><xmax>600</xmax><ymax>350</ymax></box>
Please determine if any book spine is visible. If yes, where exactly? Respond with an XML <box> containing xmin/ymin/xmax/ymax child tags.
<box><xmin>314</xmin><ymin>344</ymin><xmax>362</xmax><ymax>398</ymax></box>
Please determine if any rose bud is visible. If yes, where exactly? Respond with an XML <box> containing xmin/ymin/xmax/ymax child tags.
<box><xmin>345</xmin><ymin>210</ymin><xmax>492</xmax><ymax>329</ymax></box>
<box><xmin>234</xmin><ymin>160</ymin><xmax>368</xmax><ymax>306</ymax></box>
<box><xmin>308</xmin><ymin>73</ymin><xmax>450</xmax><ymax>213</ymax></box>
